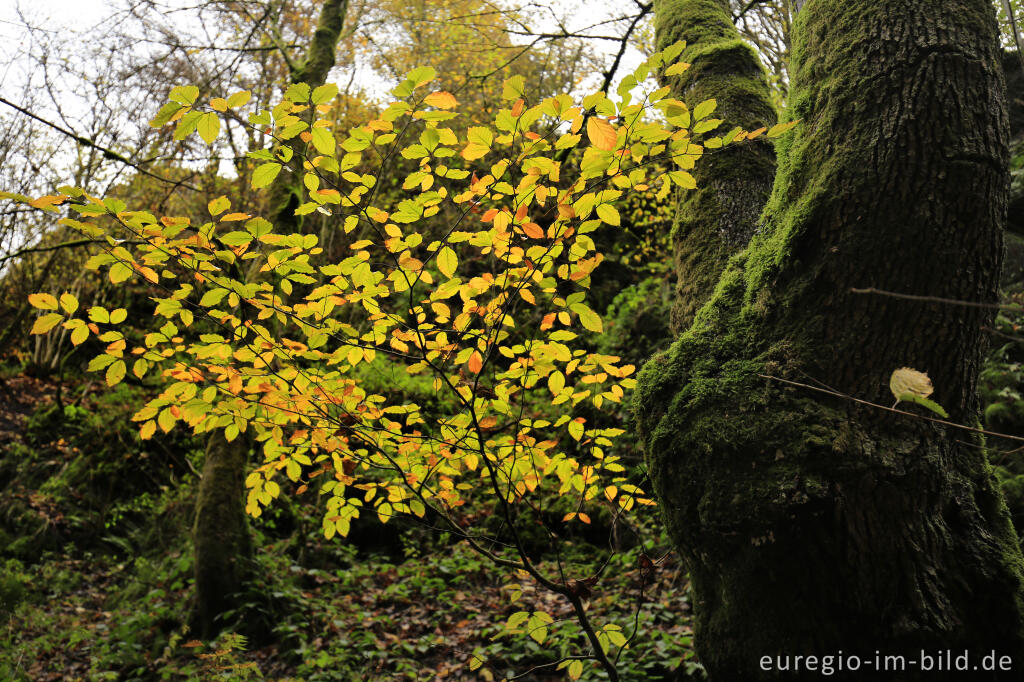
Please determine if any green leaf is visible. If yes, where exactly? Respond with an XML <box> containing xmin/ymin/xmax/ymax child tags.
<box><xmin>252</xmin><ymin>163</ymin><xmax>282</xmax><ymax>189</ymax></box>
<box><xmin>896</xmin><ymin>393</ymin><xmax>949</xmax><ymax>419</ymax></box>
<box><xmin>197</xmin><ymin>112</ymin><xmax>220</xmax><ymax>144</ymax></box>
<box><xmin>405</xmin><ymin>66</ymin><xmax>437</xmax><ymax>87</ymax></box>
<box><xmin>571</xmin><ymin>303</ymin><xmax>603</xmax><ymax>333</ymax></box>
<box><xmin>527</xmin><ymin>611</ymin><xmax>553</xmax><ymax>644</ymax></box>
<box><xmin>664</xmin><ymin>61</ymin><xmax>689</xmax><ymax>77</ymax></box>
<box><xmin>502</xmin><ymin>75</ymin><xmax>525</xmax><ymax>100</ymax></box>
<box><xmin>87</xmin><ymin>354</ymin><xmax>117</xmax><ymax>372</ymax></box>
<box><xmin>226</xmin><ymin>90</ymin><xmax>251</xmax><ymax>108</ymax></box>
<box><xmin>109</xmin><ymin>263</ymin><xmax>133</xmax><ymax>284</ymax></box>
<box><xmin>88</xmin><ymin>306</ymin><xmax>110</xmax><ymax>323</ymax></box>
<box><xmin>767</xmin><ymin>120</ymin><xmax>800</xmax><ymax>138</ymax></box>
<box><xmin>693</xmin><ymin>98</ymin><xmax>717</xmax><ymax>121</ymax></box>
<box><xmin>285</xmin><ymin>82</ymin><xmax>311</xmax><ymax>102</ymax></box>
<box><xmin>506</xmin><ymin>611</ymin><xmax>530</xmax><ymax>631</ymax></box>
<box><xmin>310</xmin><ymin>127</ymin><xmax>336</xmax><ymax>155</ymax></box>
<box><xmin>311</xmin><ymin>83</ymin><xmax>339</xmax><ymax>105</ymax></box>
<box><xmin>168</xmin><ymin>85</ymin><xmax>199</xmax><ymax>106</ymax></box>
<box><xmin>693</xmin><ymin>118</ymin><xmax>722</xmax><ymax>135</ymax></box>
<box><xmin>200</xmin><ymin>289</ymin><xmax>228</xmax><ymax>307</ymax></box>
<box><xmin>150</xmin><ymin>101</ymin><xmax>184</xmax><ymax>128</ymax></box>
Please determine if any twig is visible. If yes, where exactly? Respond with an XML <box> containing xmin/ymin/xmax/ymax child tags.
<box><xmin>0</xmin><ymin>95</ymin><xmax>200</xmax><ymax>192</ymax></box>
<box><xmin>850</xmin><ymin>287</ymin><xmax>1019</xmax><ymax>311</ymax></box>
<box><xmin>759</xmin><ymin>374</ymin><xmax>1024</xmax><ymax>444</ymax></box>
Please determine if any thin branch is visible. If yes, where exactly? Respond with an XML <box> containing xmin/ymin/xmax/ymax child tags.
<box><xmin>850</xmin><ymin>287</ymin><xmax>1021</xmax><ymax>311</ymax></box>
<box><xmin>0</xmin><ymin>95</ymin><xmax>200</xmax><ymax>192</ymax></box>
<box><xmin>759</xmin><ymin>374</ymin><xmax>1024</xmax><ymax>444</ymax></box>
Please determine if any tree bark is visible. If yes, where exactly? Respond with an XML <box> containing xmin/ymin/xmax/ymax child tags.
<box><xmin>191</xmin><ymin>0</ymin><xmax>348</xmax><ymax>637</ymax></box>
<box><xmin>192</xmin><ymin>430</ymin><xmax>255</xmax><ymax>639</ymax></box>
<box><xmin>655</xmin><ymin>0</ymin><xmax>777</xmax><ymax>331</ymax></box>
<box><xmin>636</xmin><ymin>0</ymin><xmax>1024</xmax><ymax>678</ymax></box>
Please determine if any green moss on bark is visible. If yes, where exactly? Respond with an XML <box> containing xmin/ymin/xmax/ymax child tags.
<box><xmin>654</xmin><ymin>0</ymin><xmax>777</xmax><ymax>331</ymax></box>
<box><xmin>640</xmin><ymin>0</ymin><xmax>1024</xmax><ymax>676</ymax></box>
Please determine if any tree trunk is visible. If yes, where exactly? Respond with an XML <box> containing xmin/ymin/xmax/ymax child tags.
<box><xmin>192</xmin><ymin>430</ymin><xmax>255</xmax><ymax>639</ymax></box>
<box><xmin>636</xmin><ymin>0</ymin><xmax>1024</xmax><ymax>678</ymax></box>
<box><xmin>655</xmin><ymin>0</ymin><xmax>777</xmax><ymax>331</ymax></box>
<box><xmin>189</xmin><ymin>0</ymin><xmax>349</xmax><ymax>638</ymax></box>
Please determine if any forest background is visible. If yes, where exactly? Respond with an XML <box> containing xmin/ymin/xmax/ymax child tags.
<box><xmin>0</xmin><ymin>0</ymin><xmax>1023</xmax><ymax>679</ymax></box>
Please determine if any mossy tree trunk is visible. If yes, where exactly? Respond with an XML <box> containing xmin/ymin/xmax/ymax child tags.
<box><xmin>656</xmin><ymin>0</ymin><xmax>777</xmax><ymax>331</ymax></box>
<box><xmin>191</xmin><ymin>0</ymin><xmax>348</xmax><ymax>638</ymax></box>
<box><xmin>637</xmin><ymin>0</ymin><xmax>1024</xmax><ymax>678</ymax></box>
<box><xmin>192</xmin><ymin>430</ymin><xmax>256</xmax><ymax>639</ymax></box>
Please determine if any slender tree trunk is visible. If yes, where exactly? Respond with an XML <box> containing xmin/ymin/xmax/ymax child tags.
<box><xmin>655</xmin><ymin>0</ymin><xmax>777</xmax><ymax>331</ymax></box>
<box><xmin>192</xmin><ymin>430</ymin><xmax>255</xmax><ymax>638</ymax></box>
<box><xmin>637</xmin><ymin>0</ymin><xmax>1024</xmax><ymax>678</ymax></box>
<box><xmin>191</xmin><ymin>0</ymin><xmax>348</xmax><ymax>637</ymax></box>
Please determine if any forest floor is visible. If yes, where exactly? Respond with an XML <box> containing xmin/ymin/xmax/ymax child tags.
<box><xmin>0</xmin><ymin>371</ymin><xmax>701</xmax><ymax>680</ymax></box>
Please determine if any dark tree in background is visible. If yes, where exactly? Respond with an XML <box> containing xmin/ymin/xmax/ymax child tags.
<box><xmin>637</xmin><ymin>0</ymin><xmax>1024</xmax><ymax>677</ymax></box>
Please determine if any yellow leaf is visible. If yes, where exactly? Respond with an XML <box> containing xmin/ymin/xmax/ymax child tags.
<box><xmin>139</xmin><ymin>420</ymin><xmax>156</xmax><ymax>440</ymax></box>
<box><xmin>106</xmin><ymin>359</ymin><xmax>126</xmax><ymax>386</ymax></box>
<box><xmin>70</xmin><ymin>325</ymin><xmax>89</xmax><ymax>346</ymax></box>
<box><xmin>664</xmin><ymin>61</ymin><xmax>690</xmax><ymax>77</ymax></box>
<box><xmin>586</xmin><ymin>117</ymin><xmax>617</xmax><ymax>151</ymax></box>
<box><xmin>210</xmin><ymin>97</ymin><xmax>228</xmax><ymax>112</ymax></box>
<box><xmin>220</xmin><ymin>212</ymin><xmax>251</xmax><ymax>222</ymax></box>
<box><xmin>437</xmin><ymin>246</ymin><xmax>458</xmax><ymax>278</ymax></box>
<box><xmin>31</xmin><ymin>313</ymin><xmax>63</xmax><ymax>335</ymax></box>
<box><xmin>889</xmin><ymin>367</ymin><xmax>933</xmax><ymax>400</ymax></box>
<box><xmin>424</xmin><ymin>91</ymin><xmax>457</xmax><ymax>109</ymax></box>
<box><xmin>197</xmin><ymin>112</ymin><xmax>220</xmax><ymax>144</ymax></box>
<box><xmin>59</xmin><ymin>293</ymin><xmax>78</xmax><ymax>314</ymax></box>
<box><xmin>226</xmin><ymin>90</ymin><xmax>251</xmax><ymax>108</ymax></box>
<box><xmin>28</xmin><ymin>293</ymin><xmax>59</xmax><ymax>310</ymax></box>
<box><xmin>595</xmin><ymin>204</ymin><xmax>620</xmax><ymax>226</ymax></box>
<box><xmin>548</xmin><ymin>371</ymin><xmax>565</xmax><ymax>396</ymax></box>
<box><xmin>208</xmin><ymin>195</ymin><xmax>230</xmax><ymax>216</ymax></box>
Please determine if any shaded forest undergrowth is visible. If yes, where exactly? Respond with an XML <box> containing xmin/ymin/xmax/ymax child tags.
<box><xmin>0</xmin><ymin>373</ymin><xmax>699</xmax><ymax>680</ymax></box>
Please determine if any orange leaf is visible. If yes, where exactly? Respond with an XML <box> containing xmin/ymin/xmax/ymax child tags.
<box><xmin>586</xmin><ymin>117</ymin><xmax>617</xmax><ymax>151</ymax></box>
<box><xmin>424</xmin><ymin>91</ymin><xmax>457</xmax><ymax>109</ymax></box>
<box><xmin>29</xmin><ymin>195</ymin><xmax>66</xmax><ymax>210</ymax></box>
<box><xmin>220</xmin><ymin>212</ymin><xmax>251</xmax><ymax>222</ymax></box>
<box><xmin>522</xmin><ymin>222</ymin><xmax>544</xmax><ymax>239</ymax></box>
<box><xmin>467</xmin><ymin>350</ymin><xmax>483</xmax><ymax>374</ymax></box>
<box><xmin>511</xmin><ymin>98</ymin><xmax>525</xmax><ymax>117</ymax></box>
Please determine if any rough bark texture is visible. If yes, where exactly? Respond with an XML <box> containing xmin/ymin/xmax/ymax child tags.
<box><xmin>192</xmin><ymin>430</ymin><xmax>255</xmax><ymax>639</ymax></box>
<box><xmin>269</xmin><ymin>0</ymin><xmax>348</xmax><ymax>231</ymax></box>
<box><xmin>636</xmin><ymin>0</ymin><xmax>1024</xmax><ymax>678</ymax></box>
<box><xmin>655</xmin><ymin>0</ymin><xmax>777</xmax><ymax>331</ymax></box>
